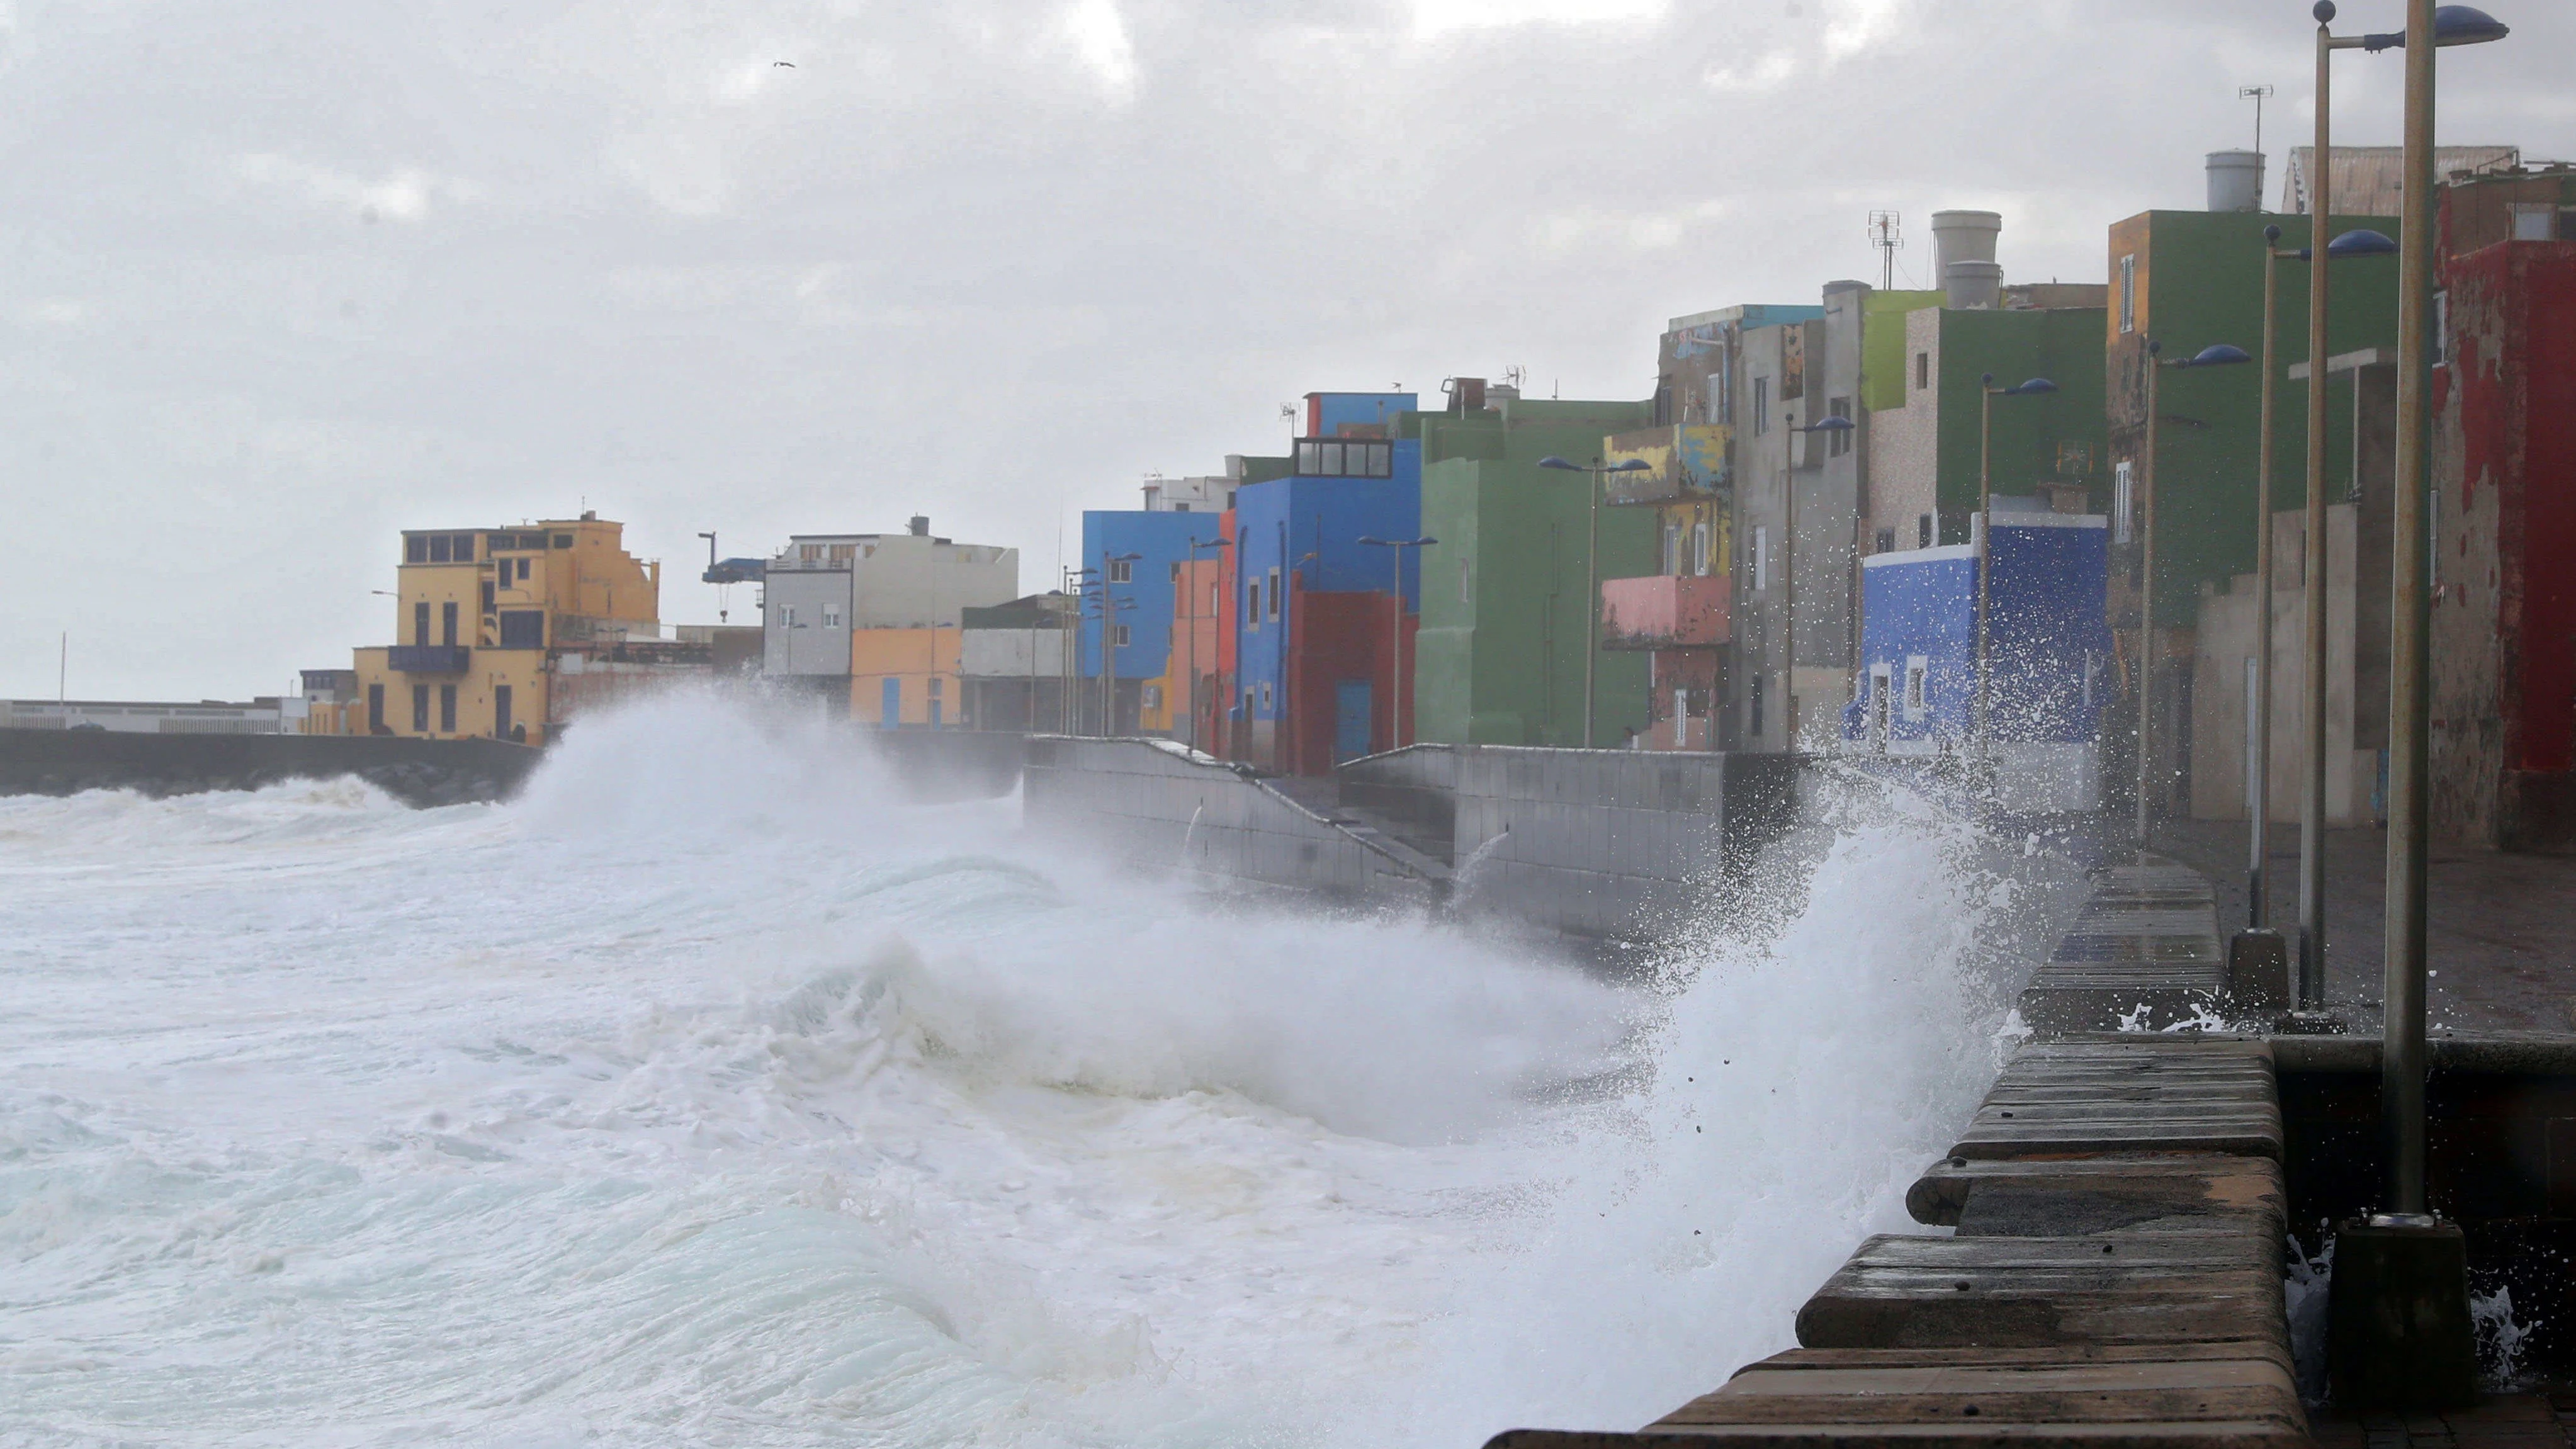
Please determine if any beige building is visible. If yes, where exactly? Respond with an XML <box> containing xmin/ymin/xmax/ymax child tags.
<box><xmin>346</xmin><ymin>512</ymin><xmax>663</xmax><ymax>745</ymax></box>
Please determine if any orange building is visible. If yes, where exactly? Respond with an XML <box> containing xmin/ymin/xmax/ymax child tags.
<box><xmin>851</xmin><ymin>627</ymin><xmax>962</xmax><ymax>727</ymax></box>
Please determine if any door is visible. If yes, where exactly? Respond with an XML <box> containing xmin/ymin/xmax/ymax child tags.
<box><xmin>881</xmin><ymin>677</ymin><xmax>901</xmax><ymax>728</ymax></box>
<box><xmin>1334</xmin><ymin>679</ymin><xmax>1373</xmax><ymax>762</ymax></box>
<box><xmin>494</xmin><ymin>685</ymin><xmax>512</xmax><ymax>740</ymax></box>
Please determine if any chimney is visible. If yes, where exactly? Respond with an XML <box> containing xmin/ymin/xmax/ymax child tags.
<box><xmin>908</xmin><ymin>515</ymin><xmax>929</xmax><ymax>537</ymax></box>
<box><xmin>2206</xmin><ymin>150</ymin><xmax>2264</xmax><ymax>213</ymax></box>
<box><xmin>1931</xmin><ymin>210</ymin><xmax>2003</xmax><ymax>309</ymax></box>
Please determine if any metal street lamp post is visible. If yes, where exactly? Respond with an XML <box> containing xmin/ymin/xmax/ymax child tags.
<box><xmin>1357</xmin><ymin>536</ymin><xmax>1437</xmax><ymax>753</ymax></box>
<box><xmin>1975</xmin><ymin>377</ymin><xmax>2059</xmax><ymax>757</ymax></box>
<box><xmin>1538</xmin><ymin>455</ymin><xmax>1652</xmax><ymax>747</ymax></box>
<box><xmin>2136</xmin><ymin>342</ymin><xmax>2254</xmax><ymax>846</ymax></box>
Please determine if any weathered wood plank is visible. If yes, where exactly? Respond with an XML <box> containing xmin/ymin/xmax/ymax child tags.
<box><xmin>1949</xmin><ymin>1116</ymin><xmax>2282</xmax><ymax>1162</ymax></box>
<box><xmin>1794</xmin><ymin>1235</ymin><xmax>2285</xmax><ymax>1351</ymax></box>
<box><xmin>1906</xmin><ymin>1153</ymin><xmax>2281</xmax><ymax>1228</ymax></box>
<box><xmin>1732</xmin><ymin>1343</ymin><xmax>2297</xmax><ymax>1377</ymax></box>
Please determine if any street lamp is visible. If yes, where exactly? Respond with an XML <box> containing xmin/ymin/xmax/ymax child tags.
<box><xmin>1179</xmin><ymin>536</ymin><xmax>1231</xmax><ymax>753</ymax></box>
<box><xmin>1783</xmin><ymin>414</ymin><xmax>1856</xmax><ymax>751</ymax></box>
<box><xmin>1976</xmin><ymin>376</ymin><xmax>2059</xmax><ymax>757</ymax></box>
<box><xmin>1097</xmin><ymin>551</ymin><xmax>1141</xmax><ymax>736</ymax></box>
<box><xmin>2252</xmin><ymin>225</ymin><xmax>2399</xmax><ymax>964</ymax></box>
<box><xmin>1538</xmin><ymin>454</ymin><xmax>1652</xmax><ymax>747</ymax></box>
<box><xmin>2381</xmin><ymin>0</ymin><xmax>2508</xmax><ymax>1232</ymax></box>
<box><xmin>2135</xmin><ymin>341</ymin><xmax>2252</xmax><ymax>846</ymax></box>
<box><xmin>1357</xmin><ymin>536</ymin><xmax>1437</xmax><ymax>753</ymax></box>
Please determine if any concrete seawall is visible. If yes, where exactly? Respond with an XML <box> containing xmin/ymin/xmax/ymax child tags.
<box><xmin>0</xmin><ymin>730</ymin><xmax>541</xmax><ymax>808</ymax></box>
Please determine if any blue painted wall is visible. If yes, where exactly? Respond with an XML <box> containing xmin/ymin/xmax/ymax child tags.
<box><xmin>1077</xmin><ymin>510</ymin><xmax>1226</xmax><ymax>680</ymax></box>
<box><xmin>1844</xmin><ymin>518</ymin><xmax>2110</xmax><ymax>748</ymax></box>
<box><xmin>1308</xmin><ymin>392</ymin><xmax>1418</xmax><ymax>437</ymax></box>
<box><xmin>1233</xmin><ymin>463</ymin><xmax>1423</xmax><ymax>727</ymax></box>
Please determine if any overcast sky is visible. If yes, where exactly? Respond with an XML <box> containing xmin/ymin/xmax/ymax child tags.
<box><xmin>4</xmin><ymin>0</ymin><xmax>2569</xmax><ymax>699</ymax></box>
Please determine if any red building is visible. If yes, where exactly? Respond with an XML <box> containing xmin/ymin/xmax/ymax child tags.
<box><xmin>1277</xmin><ymin>588</ymin><xmax>1417</xmax><ymax>775</ymax></box>
<box><xmin>2432</xmin><ymin>174</ymin><xmax>2576</xmax><ymax>850</ymax></box>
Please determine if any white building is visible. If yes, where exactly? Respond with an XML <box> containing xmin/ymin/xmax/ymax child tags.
<box><xmin>761</xmin><ymin>517</ymin><xmax>1019</xmax><ymax>682</ymax></box>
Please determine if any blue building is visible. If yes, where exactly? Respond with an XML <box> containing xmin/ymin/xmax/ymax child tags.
<box><xmin>1077</xmin><ymin>508</ymin><xmax>1226</xmax><ymax>735</ymax></box>
<box><xmin>1844</xmin><ymin>509</ymin><xmax>2111</xmax><ymax>811</ymax></box>
<box><xmin>1234</xmin><ymin>392</ymin><xmax>1423</xmax><ymax>771</ymax></box>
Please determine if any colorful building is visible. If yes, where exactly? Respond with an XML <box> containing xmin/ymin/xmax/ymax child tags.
<box><xmin>1233</xmin><ymin>392</ymin><xmax>1423</xmax><ymax>772</ymax></box>
<box><xmin>1598</xmin><ymin>421</ymin><xmax>1732</xmax><ymax>750</ymax></box>
<box><xmin>760</xmin><ymin>519</ymin><xmax>1017</xmax><ymax>709</ymax></box>
<box><xmin>348</xmin><ymin>512</ymin><xmax>662</xmax><ymax>745</ymax></box>
<box><xmin>851</xmin><ymin>627</ymin><xmax>963</xmax><ymax>728</ymax></box>
<box><xmin>1414</xmin><ymin>395</ymin><xmax>1656</xmax><ymax>748</ymax></box>
<box><xmin>1076</xmin><ymin>505</ymin><xmax>1227</xmax><ymax>736</ymax></box>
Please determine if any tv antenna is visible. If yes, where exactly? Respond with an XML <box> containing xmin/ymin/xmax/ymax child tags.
<box><xmin>2239</xmin><ymin>85</ymin><xmax>2276</xmax><ymax>157</ymax></box>
<box><xmin>1868</xmin><ymin>210</ymin><xmax>1903</xmax><ymax>291</ymax></box>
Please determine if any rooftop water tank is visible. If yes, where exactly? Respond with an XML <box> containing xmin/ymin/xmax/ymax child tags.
<box><xmin>2207</xmin><ymin>150</ymin><xmax>2265</xmax><ymax>213</ymax></box>
<box><xmin>1931</xmin><ymin>210</ymin><xmax>2002</xmax><ymax>276</ymax></box>
<box><xmin>1945</xmin><ymin>260</ymin><xmax>2004</xmax><ymax>311</ymax></box>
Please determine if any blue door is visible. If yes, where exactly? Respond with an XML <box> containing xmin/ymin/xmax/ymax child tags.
<box><xmin>1334</xmin><ymin>679</ymin><xmax>1373</xmax><ymax>762</ymax></box>
<box><xmin>881</xmin><ymin>677</ymin><xmax>901</xmax><ymax>728</ymax></box>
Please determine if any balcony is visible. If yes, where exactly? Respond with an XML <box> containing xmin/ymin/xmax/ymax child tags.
<box><xmin>1602</xmin><ymin>424</ymin><xmax>1731</xmax><ymax>505</ymax></box>
<box><xmin>387</xmin><ymin>644</ymin><xmax>472</xmax><ymax>674</ymax></box>
<box><xmin>1602</xmin><ymin>573</ymin><xmax>1730</xmax><ymax>650</ymax></box>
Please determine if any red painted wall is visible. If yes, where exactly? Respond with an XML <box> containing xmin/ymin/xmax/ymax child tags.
<box><xmin>1284</xmin><ymin>590</ymin><xmax>1417</xmax><ymax>775</ymax></box>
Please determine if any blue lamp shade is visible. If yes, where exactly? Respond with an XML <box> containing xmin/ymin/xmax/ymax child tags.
<box><xmin>2362</xmin><ymin>6</ymin><xmax>2509</xmax><ymax>48</ymax></box>
<box><xmin>2186</xmin><ymin>344</ymin><xmax>2256</xmax><ymax>368</ymax></box>
<box><xmin>2008</xmin><ymin>378</ymin><xmax>2060</xmax><ymax>396</ymax></box>
<box><xmin>1606</xmin><ymin>457</ymin><xmax>1656</xmax><ymax>469</ymax></box>
<box><xmin>2327</xmin><ymin>228</ymin><xmax>2400</xmax><ymax>259</ymax></box>
<box><xmin>1802</xmin><ymin>415</ymin><xmax>1857</xmax><ymax>432</ymax></box>
<box><xmin>1536</xmin><ymin>456</ymin><xmax>1579</xmax><ymax>471</ymax></box>
<box><xmin>1356</xmin><ymin>536</ymin><xmax>1385</xmax><ymax>546</ymax></box>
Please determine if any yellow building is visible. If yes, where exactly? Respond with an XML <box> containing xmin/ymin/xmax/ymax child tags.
<box><xmin>850</xmin><ymin>627</ymin><xmax>961</xmax><ymax>728</ymax></box>
<box><xmin>346</xmin><ymin>512</ymin><xmax>661</xmax><ymax>745</ymax></box>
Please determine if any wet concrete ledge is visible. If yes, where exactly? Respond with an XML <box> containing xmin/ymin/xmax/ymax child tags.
<box><xmin>0</xmin><ymin>728</ymin><xmax>541</xmax><ymax>808</ymax></box>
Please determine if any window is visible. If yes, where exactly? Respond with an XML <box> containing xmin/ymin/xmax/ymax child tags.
<box><xmin>1246</xmin><ymin>578</ymin><xmax>1259</xmax><ymax>627</ymax></box>
<box><xmin>429</xmin><ymin>534</ymin><xmax>452</xmax><ymax>563</ymax></box>
<box><xmin>412</xmin><ymin>684</ymin><xmax>430</xmax><ymax>732</ymax></box>
<box><xmin>822</xmin><ymin>607</ymin><xmax>842</xmax><ymax>628</ymax></box>
<box><xmin>438</xmin><ymin>684</ymin><xmax>456</xmax><ymax>733</ymax></box>
<box><xmin>368</xmin><ymin>682</ymin><xmax>384</xmax><ymax>735</ymax></box>
<box><xmin>1663</xmin><ymin>524</ymin><xmax>1681</xmax><ymax>575</ymax></box>
<box><xmin>828</xmin><ymin>543</ymin><xmax>856</xmax><ymax>562</ymax></box>
<box><xmin>414</xmin><ymin>601</ymin><xmax>431</xmax><ymax>646</ymax></box>
<box><xmin>553</xmin><ymin>534</ymin><xmax>573</xmax><ymax>549</ymax></box>
<box><xmin>1141</xmin><ymin>684</ymin><xmax>1161</xmax><ymax>710</ymax></box>
<box><xmin>1915</xmin><ymin>352</ymin><xmax>1929</xmax><ymax>390</ymax></box>
<box><xmin>1267</xmin><ymin>568</ymin><xmax>1281</xmax><ymax>621</ymax></box>
<box><xmin>2113</xmin><ymin>461</ymin><xmax>2135</xmax><ymax>545</ymax></box>
<box><xmin>1693</xmin><ymin>522</ymin><xmax>1710</xmax><ymax>576</ymax></box>
<box><xmin>499</xmin><ymin>611</ymin><xmax>543</xmax><ymax>648</ymax></box>
<box><xmin>441</xmin><ymin>602</ymin><xmax>458</xmax><ymax>646</ymax></box>
<box><xmin>1752</xmin><ymin>526</ymin><xmax>1769</xmax><ymax>592</ymax></box>
<box><xmin>1293</xmin><ymin>439</ymin><xmax>1393</xmax><ymax>476</ymax></box>
<box><xmin>1108</xmin><ymin>558</ymin><xmax>1133</xmax><ymax>584</ymax></box>
<box><xmin>1904</xmin><ymin>657</ymin><xmax>1928</xmax><ymax>718</ymax></box>
<box><xmin>1260</xmin><ymin>681</ymin><xmax>1272</xmax><ymax>709</ymax></box>
<box><xmin>1827</xmin><ymin>397</ymin><xmax>1853</xmax><ymax>457</ymax></box>
<box><xmin>481</xmin><ymin>582</ymin><xmax>495</xmax><ymax>614</ymax></box>
<box><xmin>799</xmin><ymin>543</ymin><xmax>823</xmax><ymax>561</ymax></box>
<box><xmin>1918</xmin><ymin>513</ymin><xmax>1935</xmax><ymax>549</ymax></box>
<box><xmin>1173</xmin><ymin>503</ymin><xmax>1190</xmax><ymax>512</ymax></box>
<box><xmin>2118</xmin><ymin>254</ymin><xmax>2137</xmax><ymax>334</ymax></box>
<box><xmin>1114</xmin><ymin>624</ymin><xmax>1132</xmax><ymax>648</ymax></box>
<box><xmin>2512</xmin><ymin>203</ymin><xmax>2556</xmax><ymax>241</ymax></box>
<box><xmin>780</xmin><ymin>605</ymin><xmax>799</xmax><ymax>627</ymax></box>
<box><xmin>405</xmin><ymin>535</ymin><xmax>429</xmax><ymax>563</ymax></box>
<box><xmin>1753</xmin><ymin>377</ymin><xmax>1770</xmax><ymax>436</ymax></box>
<box><xmin>1875</xmin><ymin>526</ymin><xmax>1896</xmax><ymax>555</ymax></box>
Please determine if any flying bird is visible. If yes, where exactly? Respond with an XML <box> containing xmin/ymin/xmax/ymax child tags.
<box><xmin>774</xmin><ymin>60</ymin><xmax>794</xmax><ymax>67</ymax></box>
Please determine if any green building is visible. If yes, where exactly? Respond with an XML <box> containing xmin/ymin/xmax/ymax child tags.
<box><xmin>1863</xmin><ymin>294</ymin><xmax>2112</xmax><ymax>555</ymax></box>
<box><xmin>1413</xmin><ymin>397</ymin><xmax>1658</xmax><ymax>746</ymax></box>
<box><xmin>2106</xmin><ymin>208</ymin><xmax>2400</xmax><ymax>626</ymax></box>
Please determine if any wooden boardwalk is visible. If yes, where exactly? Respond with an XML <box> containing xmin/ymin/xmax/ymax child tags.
<box><xmin>1486</xmin><ymin>1034</ymin><xmax>2303</xmax><ymax>1448</ymax></box>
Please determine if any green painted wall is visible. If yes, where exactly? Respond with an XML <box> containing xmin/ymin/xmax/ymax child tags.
<box><xmin>1416</xmin><ymin>399</ymin><xmax>1657</xmax><ymax>746</ymax></box>
<box><xmin>1932</xmin><ymin>307</ymin><xmax>2114</xmax><ymax>529</ymax></box>
<box><xmin>1861</xmin><ymin>290</ymin><xmax>1944</xmax><ymax>412</ymax></box>
<box><xmin>2117</xmin><ymin>209</ymin><xmax>2400</xmax><ymax>624</ymax></box>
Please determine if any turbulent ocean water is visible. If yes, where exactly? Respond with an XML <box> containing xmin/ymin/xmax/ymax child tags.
<box><xmin>1</xmin><ymin>698</ymin><xmax>2069</xmax><ymax>1448</ymax></box>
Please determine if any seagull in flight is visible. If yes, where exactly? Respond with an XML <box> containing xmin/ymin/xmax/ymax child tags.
<box><xmin>774</xmin><ymin>60</ymin><xmax>794</xmax><ymax>67</ymax></box>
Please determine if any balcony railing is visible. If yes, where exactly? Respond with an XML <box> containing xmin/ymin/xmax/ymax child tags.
<box><xmin>387</xmin><ymin>645</ymin><xmax>472</xmax><ymax>674</ymax></box>
<box><xmin>1601</xmin><ymin>573</ymin><xmax>1730</xmax><ymax>649</ymax></box>
<box><xmin>1601</xmin><ymin>424</ymin><xmax>1731</xmax><ymax>505</ymax></box>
